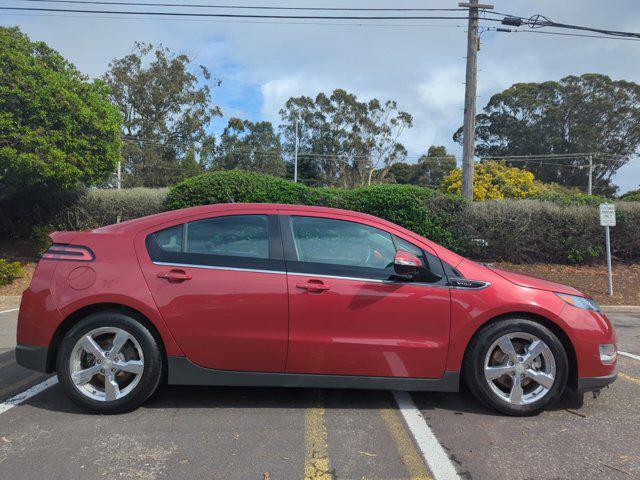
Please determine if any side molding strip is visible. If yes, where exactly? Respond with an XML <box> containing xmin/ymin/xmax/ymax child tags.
<box><xmin>167</xmin><ymin>356</ymin><xmax>460</xmax><ymax>392</ymax></box>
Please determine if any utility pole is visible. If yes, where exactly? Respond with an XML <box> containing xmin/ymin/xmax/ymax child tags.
<box><xmin>587</xmin><ymin>154</ymin><xmax>593</xmax><ymax>195</ymax></box>
<box><xmin>293</xmin><ymin>115</ymin><xmax>299</xmax><ymax>183</ymax></box>
<box><xmin>459</xmin><ymin>1</ymin><xmax>493</xmax><ymax>200</ymax></box>
<box><xmin>117</xmin><ymin>161</ymin><xmax>122</xmax><ymax>189</ymax></box>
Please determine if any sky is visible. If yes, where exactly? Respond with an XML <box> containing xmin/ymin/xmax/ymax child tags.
<box><xmin>2</xmin><ymin>0</ymin><xmax>640</xmax><ymax>192</ymax></box>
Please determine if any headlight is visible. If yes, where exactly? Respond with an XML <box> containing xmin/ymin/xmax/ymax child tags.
<box><xmin>599</xmin><ymin>344</ymin><xmax>617</xmax><ymax>364</ymax></box>
<box><xmin>555</xmin><ymin>292</ymin><xmax>601</xmax><ymax>312</ymax></box>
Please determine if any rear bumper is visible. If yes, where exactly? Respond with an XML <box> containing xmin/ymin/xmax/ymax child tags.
<box><xmin>576</xmin><ymin>371</ymin><xmax>617</xmax><ymax>393</ymax></box>
<box><xmin>15</xmin><ymin>344</ymin><xmax>49</xmax><ymax>373</ymax></box>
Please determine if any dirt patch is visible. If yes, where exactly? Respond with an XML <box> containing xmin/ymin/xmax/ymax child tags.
<box><xmin>0</xmin><ymin>262</ymin><xmax>36</xmax><ymax>297</ymax></box>
<box><xmin>493</xmin><ymin>262</ymin><xmax>640</xmax><ymax>306</ymax></box>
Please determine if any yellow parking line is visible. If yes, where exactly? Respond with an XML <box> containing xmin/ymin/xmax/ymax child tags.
<box><xmin>379</xmin><ymin>406</ymin><xmax>433</xmax><ymax>480</ymax></box>
<box><xmin>0</xmin><ymin>358</ymin><xmax>16</xmax><ymax>369</ymax></box>
<box><xmin>304</xmin><ymin>392</ymin><xmax>333</xmax><ymax>480</ymax></box>
<box><xmin>619</xmin><ymin>372</ymin><xmax>640</xmax><ymax>385</ymax></box>
<box><xmin>0</xmin><ymin>372</ymin><xmax>44</xmax><ymax>399</ymax></box>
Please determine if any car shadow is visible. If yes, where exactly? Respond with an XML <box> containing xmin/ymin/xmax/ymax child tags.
<box><xmin>25</xmin><ymin>380</ymin><xmax>586</xmax><ymax>417</ymax></box>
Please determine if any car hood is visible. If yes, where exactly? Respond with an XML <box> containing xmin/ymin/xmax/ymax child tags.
<box><xmin>487</xmin><ymin>266</ymin><xmax>586</xmax><ymax>297</ymax></box>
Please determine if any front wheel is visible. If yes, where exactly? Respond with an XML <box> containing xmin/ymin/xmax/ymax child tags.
<box><xmin>464</xmin><ymin>318</ymin><xmax>568</xmax><ymax>416</ymax></box>
<box><xmin>57</xmin><ymin>311</ymin><xmax>163</xmax><ymax>414</ymax></box>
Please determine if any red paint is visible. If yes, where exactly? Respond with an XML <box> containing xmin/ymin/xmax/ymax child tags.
<box><xmin>17</xmin><ymin>203</ymin><xmax>616</xmax><ymax>383</ymax></box>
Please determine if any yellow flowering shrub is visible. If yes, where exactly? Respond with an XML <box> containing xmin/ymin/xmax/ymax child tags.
<box><xmin>440</xmin><ymin>160</ymin><xmax>542</xmax><ymax>200</ymax></box>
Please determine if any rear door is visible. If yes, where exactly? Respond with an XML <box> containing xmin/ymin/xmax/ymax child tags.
<box><xmin>280</xmin><ymin>212</ymin><xmax>451</xmax><ymax>379</ymax></box>
<box><xmin>136</xmin><ymin>211</ymin><xmax>289</xmax><ymax>372</ymax></box>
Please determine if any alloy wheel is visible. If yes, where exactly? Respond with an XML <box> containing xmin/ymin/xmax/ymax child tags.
<box><xmin>69</xmin><ymin>327</ymin><xmax>145</xmax><ymax>402</ymax></box>
<box><xmin>483</xmin><ymin>332</ymin><xmax>556</xmax><ymax>406</ymax></box>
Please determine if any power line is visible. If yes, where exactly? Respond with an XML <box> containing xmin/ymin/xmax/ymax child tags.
<box><xmin>19</xmin><ymin>0</ymin><xmax>465</xmax><ymax>12</ymax></box>
<box><xmin>0</xmin><ymin>6</ymin><xmax>471</xmax><ymax>20</ymax></box>
<box><xmin>492</xmin><ymin>28</ymin><xmax>640</xmax><ymax>42</ymax></box>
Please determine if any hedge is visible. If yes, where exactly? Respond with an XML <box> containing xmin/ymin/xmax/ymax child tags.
<box><xmin>1</xmin><ymin>170</ymin><xmax>639</xmax><ymax>264</ymax></box>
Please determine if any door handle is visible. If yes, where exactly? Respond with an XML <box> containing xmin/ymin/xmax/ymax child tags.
<box><xmin>296</xmin><ymin>281</ymin><xmax>331</xmax><ymax>293</ymax></box>
<box><xmin>157</xmin><ymin>269</ymin><xmax>192</xmax><ymax>282</ymax></box>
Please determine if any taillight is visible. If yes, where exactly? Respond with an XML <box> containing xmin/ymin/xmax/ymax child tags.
<box><xmin>41</xmin><ymin>244</ymin><xmax>95</xmax><ymax>262</ymax></box>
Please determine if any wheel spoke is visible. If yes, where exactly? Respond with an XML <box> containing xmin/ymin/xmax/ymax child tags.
<box><xmin>114</xmin><ymin>359</ymin><xmax>144</xmax><ymax>375</ymax></box>
<box><xmin>497</xmin><ymin>336</ymin><xmax>517</xmax><ymax>361</ymax></box>
<box><xmin>524</xmin><ymin>340</ymin><xmax>546</xmax><ymax>363</ymax></box>
<box><xmin>104</xmin><ymin>372</ymin><xmax>121</xmax><ymax>401</ymax></box>
<box><xmin>71</xmin><ymin>364</ymin><xmax>102</xmax><ymax>386</ymax></box>
<box><xmin>509</xmin><ymin>375</ymin><xmax>524</xmax><ymax>405</ymax></box>
<box><xmin>80</xmin><ymin>335</ymin><xmax>106</xmax><ymax>359</ymax></box>
<box><xmin>109</xmin><ymin>330</ymin><xmax>131</xmax><ymax>357</ymax></box>
<box><xmin>485</xmin><ymin>365</ymin><xmax>514</xmax><ymax>381</ymax></box>
<box><xmin>526</xmin><ymin>369</ymin><xmax>555</xmax><ymax>389</ymax></box>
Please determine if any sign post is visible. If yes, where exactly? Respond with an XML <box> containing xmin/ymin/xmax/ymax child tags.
<box><xmin>599</xmin><ymin>203</ymin><xmax>616</xmax><ymax>296</ymax></box>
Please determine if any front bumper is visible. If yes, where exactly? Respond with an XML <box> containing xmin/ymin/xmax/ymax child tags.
<box><xmin>15</xmin><ymin>344</ymin><xmax>49</xmax><ymax>373</ymax></box>
<box><xmin>576</xmin><ymin>371</ymin><xmax>617</xmax><ymax>393</ymax></box>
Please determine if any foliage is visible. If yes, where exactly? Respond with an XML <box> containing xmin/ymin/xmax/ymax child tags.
<box><xmin>386</xmin><ymin>145</ymin><xmax>456</xmax><ymax>187</ymax></box>
<box><xmin>0</xmin><ymin>259</ymin><xmax>24</xmax><ymax>287</ymax></box>
<box><xmin>205</xmin><ymin>118</ymin><xmax>286</xmax><ymax>176</ymax></box>
<box><xmin>0</xmin><ymin>26</ymin><xmax>122</xmax><ymax>200</ymax></box>
<box><xmin>279</xmin><ymin>89</ymin><xmax>413</xmax><ymax>187</ymax></box>
<box><xmin>166</xmin><ymin>170</ymin><xmax>308</xmax><ymax>210</ymax></box>
<box><xmin>532</xmin><ymin>183</ymin><xmax>606</xmax><ymax>206</ymax></box>
<box><xmin>441</xmin><ymin>161</ymin><xmax>541</xmax><ymax>200</ymax></box>
<box><xmin>103</xmin><ymin>42</ymin><xmax>220</xmax><ymax>187</ymax></box>
<box><xmin>620</xmin><ymin>188</ymin><xmax>640</xmax><ymax>202</ymax></box>
<box><xmin>454</xmin><ymin>74</ymin><xmax>640</xmax><ymax>194</ymax></box>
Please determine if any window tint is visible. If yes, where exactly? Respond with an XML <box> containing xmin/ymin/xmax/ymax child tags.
<box><xmin>393</xmin><ymin>235</ymin><xmax>444</xmax><ymax>283</ymax></box>
<box><xmin>290</xmin><ymin>216</ymin><xmax>396</xmax><ymax>269</ymax></box>
<box><xmin>185</xmin><ymin>215</ymin><xmax>269</xmax><ymax>259</ymax></box>
<box><xmin>153</xmin><ymin>224</ymin><xmax>183</xmax><ymax>253</ymax></box>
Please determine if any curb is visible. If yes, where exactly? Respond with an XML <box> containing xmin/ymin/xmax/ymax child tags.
<box><xmin>601</xmin><ymin>305</ymin><xmax>640</xmax><ymax>314</ymax></box>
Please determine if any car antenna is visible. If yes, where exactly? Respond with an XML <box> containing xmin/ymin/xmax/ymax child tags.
<box><xmin>225</xmin><ymin>188</ymin><xmax>235</xmax><ymax>204</ymax></box>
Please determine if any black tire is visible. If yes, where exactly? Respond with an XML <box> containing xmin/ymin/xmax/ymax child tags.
<box><xmin>56</xmin><ymin>311</ymin><xmax>163</xmax><ymax>414</ymax></box>
<box><xmin>463</xmin><ymin>318</ymin><xmax>568</xmax><ymax>416</ymax></box>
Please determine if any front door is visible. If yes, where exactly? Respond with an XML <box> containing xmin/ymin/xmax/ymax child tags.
<box><xmin>281</xmin><ymin>213</ymin><xmax>451</xmax><ymax>379</ymax></box>
<box><xmin>137</xmin><ymin>213</ymin><xmax>289</xmax><ymax>372</ymax></box>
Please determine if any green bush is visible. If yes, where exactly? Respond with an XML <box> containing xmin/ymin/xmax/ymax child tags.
<box><xmin>0</xmin><ymin>259</ymin><xmax>24</xmax><ymax>286</ymax></box>
<box><xmin>531</xmin><ymin>185</ymin><xmax>607</xmax><ymax>206</ymax></box>
<box><xmin>166</xmin><ymin>171</ymin><xmax>467</xmax><ymax>250</ymax></box>
<box><xmin>620</xmin><ymin>188</ymin><xmax>640</xmax><ymax>202</ymax></box>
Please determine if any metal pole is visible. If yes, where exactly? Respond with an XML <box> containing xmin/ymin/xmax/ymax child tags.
<box><xmin>294</xmin><ymin>116</ymin><xmax>299</xmax><ymax>183</ymax></box>
<box><xmin>460</xmin><ymin>0</ymin><xmax>480</xmax><ymax>200</ymax></box>
<box><xmin>605</xmin><ymin>226</ymin><xmax>613</xmax><ymax>296</ymax></box>
<box><xmin>117</xmin><ymin>161</ymin><xmax>122</xmax><ymax>189</ymax></box>
<box><xmin>587</xmin><ymin>154</ymin><xmax>593</xmax><ymax>195</ymax></box>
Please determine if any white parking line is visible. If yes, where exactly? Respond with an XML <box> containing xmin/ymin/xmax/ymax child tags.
<box><xmin>0</xmin><ymin>308</ymin><xmax>19</xmax><ymax>314</ymax></box>
<box><xmin>392</xmin><ymin>391</ymin><xmax>460</xmax><ymax>480</ymax></box>
<box><xmin>0</xmin><ymin>377</ymin><xmax>58</xmax><ymax>415</ymax></box>
<box><xmin>619</xmin><ymin>351</ymin><xmax>640</xmax><ymax>362</ymax></box>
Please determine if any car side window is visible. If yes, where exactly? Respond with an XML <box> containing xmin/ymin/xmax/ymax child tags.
<box><xmin>289</xmin><ymin>216</ymin><xmax>396</xmax><ymax>270</ymax></box>
<box><xmin>185</xmin><ymin>215</ymin><xmax>269</xmax><ymax>259</ymax></box>
<box><xmin>146</xmin><ymin>215</ymin><xmax>282</xmax><ymax>271</ymax></box>
<box><xmin>393</xmin><ymin>235</ymin><xmax>445</xmax><ymax>283</ymax></box>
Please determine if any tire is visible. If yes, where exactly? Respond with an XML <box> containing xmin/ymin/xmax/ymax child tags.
<box><xmin>56</xmin><ymin>311</ymin><xmax>163</xmax><ymax>414</ymax></box>
<box><xmin>463</xmin><ymin>318</ymin><xmax>568</xmax><ymax>416</ymax></box>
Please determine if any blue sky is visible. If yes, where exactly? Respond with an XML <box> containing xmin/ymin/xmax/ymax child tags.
<box><xmin>2</xmin><ymin>0</ymin><xmax>640</xmax><ymax>192</ymax></box>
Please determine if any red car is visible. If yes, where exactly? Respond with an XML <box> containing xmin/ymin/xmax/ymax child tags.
<box><xmin>15</xmin><ymin>204</ymin><xmax>617</xmax><ymax>415</ymax></box>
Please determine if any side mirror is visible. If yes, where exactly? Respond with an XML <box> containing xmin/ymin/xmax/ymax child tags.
<box><xmin>393</xmin><ymin>249</ymin><xmax>423</xmax><ymax>279</ymax></box>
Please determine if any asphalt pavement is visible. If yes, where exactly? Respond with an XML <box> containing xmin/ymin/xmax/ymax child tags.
<box><xmin>0</xmin><ymin>307</ymin><xmax>639</xmax><ymax>480</ymax></box>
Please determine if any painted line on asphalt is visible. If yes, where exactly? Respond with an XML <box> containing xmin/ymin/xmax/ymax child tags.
<box><xmin>392</xmin><ymin>391</ymin><xmax>460</xmax><ymax>480</ymax></box>
<box><xmin>0</xmin><ymin>308</ymin><xmax>19</xmax><ymax>314</ymax></box>
<box><xmin>619</xmin><ymin>351</ymin><xmax>640</xmax><ymax>362</ymax></box>
<box><xmin>304</xmin><ymin>391</ymin><xmax>333</xmax><ymax>480</ymax></box>
<box><xmin>0</xmin><ymin>372</ymin><xmax>46</xmax><ymax>399</ymax></box>
<box><xmin>0</xmin><ymin>376</ymin><xmax>58</xmax><ymax>415</ymax></box>
<box><xmin>619</xmin><ymin>372</ymin><xmax>640</xmax><ymax>386</ymax></box>
<box><xmin>379</xmin><ymin>404</ymin><xmax>432</xmax><ymax>480</ymax></box>
<box><xmin>0</xmin><ymin>358</ymin><xmax>16</xmax><ymax>369</ymax></box>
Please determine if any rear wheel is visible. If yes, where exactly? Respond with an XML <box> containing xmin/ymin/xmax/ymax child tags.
<box><xmin>57</xmin><ymin>311</ymin><xmax>163</xmax><ymax>414</ymax></box>
<box><xmin>464</xmin><ymin>318</ymin><xmax>568</xmax><ymax>416</ymax></box>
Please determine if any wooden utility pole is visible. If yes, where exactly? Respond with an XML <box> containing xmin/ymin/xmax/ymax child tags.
<box><xmin>459</xmin><ymin>1</ymin><xmax>493</xmax><ymax>200</ymax></box>
<box><xmin>587</xmin><ymin>154</ymin><xmax>593</xmax><ymax>195</ymax></box>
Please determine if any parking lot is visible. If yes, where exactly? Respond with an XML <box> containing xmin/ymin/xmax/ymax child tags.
<box><xmin>1</xmin><ymin>307</ymin><xmax>639</xmax><ymax>480</ymax></box>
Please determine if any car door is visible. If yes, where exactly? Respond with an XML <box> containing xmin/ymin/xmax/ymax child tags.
<box><xmin>136</xmin><ymin>212</ymin><xmax>289</xmax><ymax>372</ymax></box>
<box><xmin>281</xmin><ymin>212</ymin><xmax>451</xmax><ymax>379</ymax></box>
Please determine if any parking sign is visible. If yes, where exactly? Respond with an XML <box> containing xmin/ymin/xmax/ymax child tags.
<box><xmin>599</xmin><ymin>203</ymin><xmax>616</xmax><ymax>227</ymax></box>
